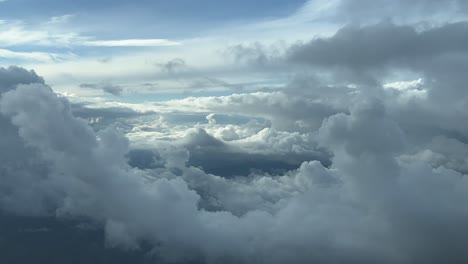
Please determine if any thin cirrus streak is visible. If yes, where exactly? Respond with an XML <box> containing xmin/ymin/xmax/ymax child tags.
<box><xmin>82</xmin><ymin>39</ymin><xmax>181</xmax><ymax>47</ymax></box>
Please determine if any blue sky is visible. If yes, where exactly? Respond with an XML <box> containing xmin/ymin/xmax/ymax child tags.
<box><xmin>0</xmin><ymin>0</ymin><xmax>326</xmax><ymax>97</ymax></box>
<box><xmin>0</xmin><ymin>0</ymin><xmax>306</xmax><ymax>22</ymax></box>
<box><xmin>0</xmin><ymin>0</ymin><xmax>339</xmax><ymax>99</ymax></box>
<box><xmin>0</xmin><ymin>0</ymin><xmax>308</xmax><ymax>42</ymax></box>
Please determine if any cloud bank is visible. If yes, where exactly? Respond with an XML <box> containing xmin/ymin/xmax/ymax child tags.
<box><xmin>1</xmin><ymin>0</ymin><xmax>468</xmax><ymax>263</ymax></box>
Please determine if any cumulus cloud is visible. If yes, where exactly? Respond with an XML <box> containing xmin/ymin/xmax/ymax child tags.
<box><xmin>288</xmin><ymin>21</ymin><xmax>468</xmax><ymax>70</ymax></box>
<box><xmin>1</xmin><ymin>64</ymin><xmax>468</xmax><ymax>264</ymax></box>
<box><xmin>0</xmin><ymin>66</ymin><xmax>44</xmax><ymax>92</ymax></box>
<box><xmin>2</xmin><ymin>1</ymin><xmax>468</xmax><ymax>262</ymax></box>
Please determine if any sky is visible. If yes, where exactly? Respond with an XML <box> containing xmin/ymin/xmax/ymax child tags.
<box><xmin>2</xmin><ymin>0</ymin><xmax>468</xmax><ymax>263</ymax></box>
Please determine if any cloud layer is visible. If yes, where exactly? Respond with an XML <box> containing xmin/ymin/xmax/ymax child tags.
<box><xmin>2</xmin><ymin>0</ymin><xmax>468</xmax><ymax>263</ymax></box>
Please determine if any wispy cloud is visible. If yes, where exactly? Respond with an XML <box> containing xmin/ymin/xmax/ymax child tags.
<box><xmin>0</xmin><ymin>48</ymin><xmax>75</xmax><ymax>62</ymax></box>
<box><xmin>82</xmin><ymin>39</ymin><xmax>181</xmax><ymax>47</ymax></box>
<box><xmin>0</xmin><ymin>21</ymin><xmax>82</xmax><ymax>46</ymax></box>
<box><xmin>0</xmin><ymin>19</ymin><xmax>180</xmax><ymax>48</ymax></box>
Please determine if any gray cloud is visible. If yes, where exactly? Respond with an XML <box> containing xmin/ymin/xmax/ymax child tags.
<box><xmin>80</xmin><ymin>83</ymin><xmax>124</xmax><ymax>96</ymax></box>
<box><xmin>0</xmin><ymin>76</ymin><xmax>466</xmax><ymax>263</ymax></box>
<box><xmin>283</xmin><ymin>20</ymin><xmax>468</xmax><ymax>141</ymax></box>
<box><xmin>157</xmin><ymin>58</ymin><xmax>247</xmax><ymax>91</ymax></box>
<box><xmin>288</xmin><ymin>21</ymin><xmax>468</xmax><ymax>72</ymax></box>
<box><xmin>180</xmin><ymin>127</ymin><xmax>332</xmax><ymax>177</ymax></box>
<box><xmin>0</xmin><ymin>66</ymin><xmax>44</xmax><ymax>93</ymax></box>
<box><xmin>0</xmin><ymin>213</ymin><xmax>150</xmax><ymax>263</ymax></box>
<box><xmin>334</xmin><ymin>0</ymin><xmax>468</xmax><ymax>23</ymax></box>
<box><xmin>2</xmin><ymin>7</ymin><xmax>468</xmax><ymax>262</ymax></box>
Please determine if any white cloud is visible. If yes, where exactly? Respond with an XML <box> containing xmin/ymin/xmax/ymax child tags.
<box><xmin>0</xmin><ymin>20</ymin><xmax>84</xmax><ymax>46</ymax></box>
<box><xmin>383</xmin><ymin>78</ymin><xmax>424</xmax><ymax>91</ymax></box>
<box><xmin>82</xmin><ymin>39</ymin><xmax>181</xmax><ymax>47</ymax></box>
<box><xmin>2</xmin><ymin>1</ymin><xmax>468</xmax><ymax>262</ymax></box>
<box><xmin>2</xmin><ymin>77</ymin><xmax>468</xmax><ymax>263</ymax></box>
<box><xmin>0</xmin><ymin>19</ymin><xmax>180</xmax><ymax>49</ymax></box>
<box><xmin>0</xmin><ymin>48</ymin><xmax>75</xmax><ymax>62</ymax></box>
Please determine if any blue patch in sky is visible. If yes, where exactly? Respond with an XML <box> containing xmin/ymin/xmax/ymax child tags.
<box><xmin>0</xmin><ymin>0</ymin><xmax>307</xmax><ymax>39</ymax></box>
<box><xmin>0</xmin><ymin>0</ymin><xmax>306</xmax><ymax>20</ymax></box>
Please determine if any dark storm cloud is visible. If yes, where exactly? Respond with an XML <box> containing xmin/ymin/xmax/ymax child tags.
<box><xmin>288</xmin><ymin>21</ymin><xmax>468</xmax><ymax>69</ymax></box>
<box><xmin>283</xmin><ymin>20</ymin><xmax>468</xmax><ymax>141</ymax></box>
<box><xmin>0</xmin><ymin>67</ymin><xmax>56</xmax><ymax>216</ymax></box>
<box><xmin>335</xmin><ymin>0</ymin><xmax>468</xmax><ymax>22</ymax></box>
<box><xmin>0</xmin><ymin>66</ymin><xmax>44</xmax><ymax>92</ymax></box>
<box><xmin>285</xmin><ymin>20</ymin><xmax>468</xmax><ymax>100</ymax></box>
